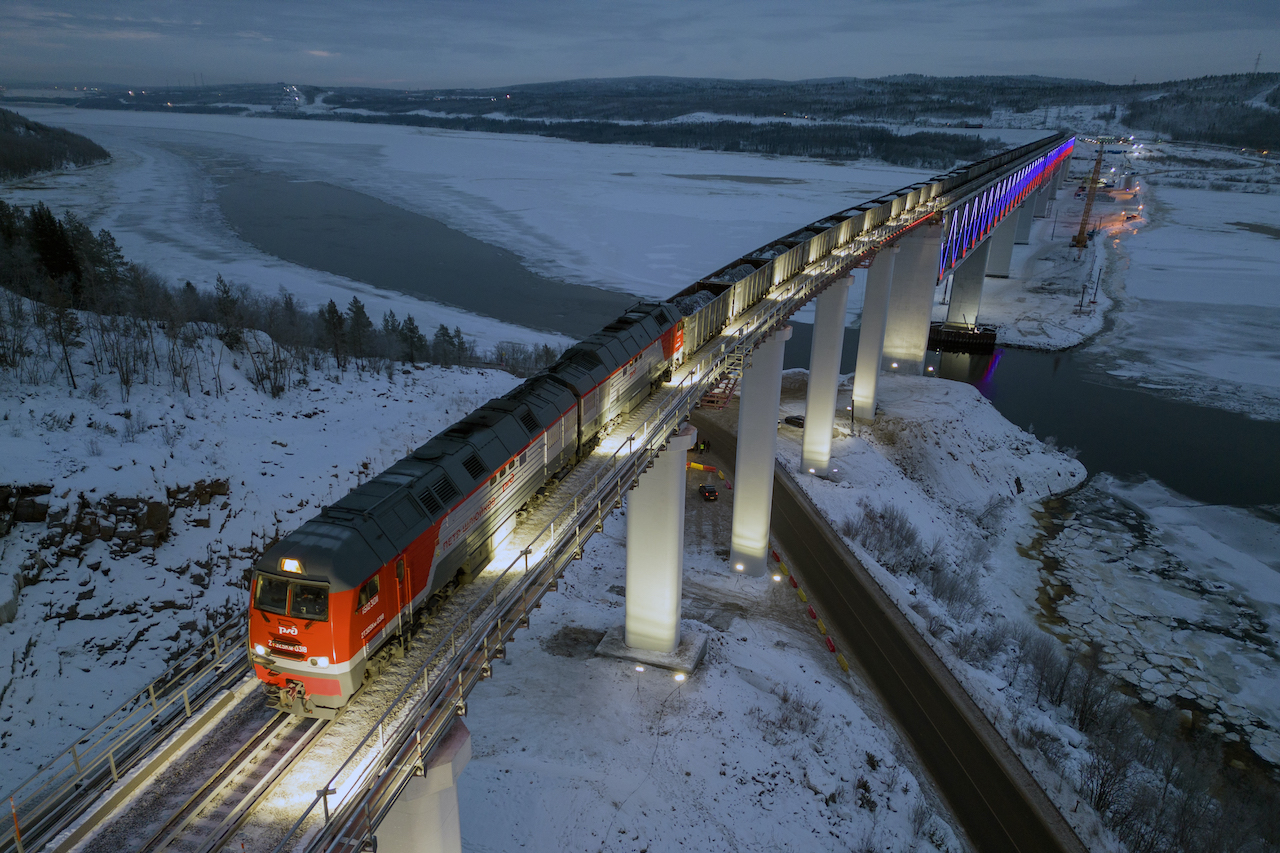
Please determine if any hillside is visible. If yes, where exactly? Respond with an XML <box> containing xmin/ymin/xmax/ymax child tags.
<box><xmin>0</xmin><ymin>107</ymin><xmax>110</xmax><ymax>181</ymax></box>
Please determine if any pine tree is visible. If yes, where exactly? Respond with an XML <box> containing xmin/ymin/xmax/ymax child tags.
<box><xmin>400</xmin><ymin>315</ymin><xmax>426</xmax><ymax>364</ymax></box>
<box><xmin>319</xmin><ymin>299</ymin><xmax>346</xmax><ymax>369</ymax></box>
<box><xmin>346</xmin><ymin>297</ymin><xmax>373</xmax><ymax>363</ymax></box>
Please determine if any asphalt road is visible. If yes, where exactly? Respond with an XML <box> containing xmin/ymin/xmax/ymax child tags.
<box><xmin>693</xmin><ymin>413</ymin><xmax>1087</xmax><ymax>853</ymax></box>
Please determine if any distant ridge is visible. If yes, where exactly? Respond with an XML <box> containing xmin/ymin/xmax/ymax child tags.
<box><xmin>0</xmin><ymin>107</ymin><xmax>110</xmax><ymax>181</ymax></box>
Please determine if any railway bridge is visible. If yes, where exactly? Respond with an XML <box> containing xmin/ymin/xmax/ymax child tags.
<box><xmin>3</xmin><ymin>132</ymin><xmax>1075</xmax><ymax>853</ymax></box>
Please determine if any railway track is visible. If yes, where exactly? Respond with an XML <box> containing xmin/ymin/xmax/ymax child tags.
<box><xmin>135</xmin><ymin>713</ymin><xmax>328</xmax><ymax>853</ymax></box>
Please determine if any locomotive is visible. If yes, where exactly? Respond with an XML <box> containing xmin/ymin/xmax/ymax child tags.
<box><xmin>248</xmin><ymin>301</ymin><xmax>683</xmax><ymax>717</ymax></box>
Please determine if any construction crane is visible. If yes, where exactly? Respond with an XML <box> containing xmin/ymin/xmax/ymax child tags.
<box><xmin>1072</xmin><ymin>143</ymin><xmax>1106</xmax><ymax>252</ymax></box>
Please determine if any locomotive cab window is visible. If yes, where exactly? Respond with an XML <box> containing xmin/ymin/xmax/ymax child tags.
<box><xmin>254</xmin><ymin>574</ymin><xmax>329</xmax><ymax>622</ymax></box>
<box><xmin>357</xmin><ymin>575</ymin><xmax>380</xmax><ymax>610</ymax></box>
<box><xmin>289</xmin><ymin>582</ymin><xmax>329</xmax><ymax>621</ymax></box>
<box><xmin>255</xmin><ymin>574</ymin><xmax>290</xmax><ymax>616</ymax></box>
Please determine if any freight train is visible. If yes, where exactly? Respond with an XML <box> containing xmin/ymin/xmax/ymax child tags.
<box><xmin>247</xmin><ymin>132</ymin><xmax>1073</xmax><ymax>718</ymax></box>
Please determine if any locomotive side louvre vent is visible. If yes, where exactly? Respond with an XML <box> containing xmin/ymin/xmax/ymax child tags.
<box><xmin>462</xmin><ymin>453</ymin><xmax>486</xmax><ymax>480</ymax></box>
<box><xmin>417</xmin><ymin>487</ymin><xmax>443</xmax><ymax>517</ymax></box>
<box><xmin>519</xmin><ymin>410</ymin><xmax>540</xmax><ymax>434</ymax></box>
<box><xmin>431</xmin><ymin>476</ymin><xmax>460</xmax><ymax>506</ymax></box>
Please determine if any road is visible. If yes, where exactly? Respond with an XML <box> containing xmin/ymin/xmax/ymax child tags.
<box><xmin>693</xmin><ymin>412</ymin><xmax>1087</xmax><ymax>853</ymax></box>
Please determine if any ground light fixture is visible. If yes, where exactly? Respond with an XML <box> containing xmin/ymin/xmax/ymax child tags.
<box><xmin>635</xmin><ymin>665</ymin><xmax>645</xmax><ymax>672</ymax></box>
<box><xmin>734</xmin><ymin>563</ymin><xmax>744</xmax><ymax>572</ymax></box>
<box><xmin>772</xmin><ymin>574</ymin><xmax>782</xmax><ymax>582</ymax></box>
<box><xmin>674</xmin><ymin>673</ymin><xmax>686</xmax><ymax>682</ymax></box>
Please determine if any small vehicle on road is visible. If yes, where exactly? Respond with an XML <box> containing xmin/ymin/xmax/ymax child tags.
<box><xmin>698</xmin><ymin>484</ymin><xmax>718</xmax><ymax>501</ymax></box>
<box><xmin>783</xmin><ymin>415</ymin><xmax>805</xmax><ymax>428</ymax></box>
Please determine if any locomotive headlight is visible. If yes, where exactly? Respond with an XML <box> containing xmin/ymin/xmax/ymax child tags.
<box><xmin>281</xmin><ymin>558</ymin><xmax>303</xmax><ymax>574</ymax></box>
<box><xmin>253</xmin><ymin>644</ymin><xmax>267</xmax><ymax>656</ymax></box>
<box><xmin>309</xmin><ymin>656</ymin><xmax>330</xmax><ymax>668</ymax></box>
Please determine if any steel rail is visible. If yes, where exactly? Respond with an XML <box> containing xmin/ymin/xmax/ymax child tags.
<box><xmin>1</xmin><ymin>618</ymin><xmax>249</xmax><ymax>853</ymax></box>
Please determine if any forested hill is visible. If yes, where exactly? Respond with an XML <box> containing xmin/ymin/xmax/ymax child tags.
<box><xmin>0</xmin><ymin>108</ymin><xmax>110</xmax><ymax>181</ymax></box>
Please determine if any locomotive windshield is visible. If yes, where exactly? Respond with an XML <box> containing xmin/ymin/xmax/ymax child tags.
<box><xmin>254</xmin><ymin>573</ymin><xmax>329</xmax><ymax>622</ymax></box>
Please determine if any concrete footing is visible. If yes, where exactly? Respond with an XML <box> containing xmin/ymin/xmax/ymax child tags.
<box><xmin>375</xmin><ymin>720</ymin><xmax>471</xmax><ymax>853</ymax></box>
<box><xmin>596</xmin><ymin>625</ymin><xmax>708</xmax><ymax>673</ymax></box>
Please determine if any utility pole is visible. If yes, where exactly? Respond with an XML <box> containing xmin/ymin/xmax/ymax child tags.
<box><xmin>1256</xmin><ymin>52</ymin><xmax>1263</xmax><ymax>74</ymax></box>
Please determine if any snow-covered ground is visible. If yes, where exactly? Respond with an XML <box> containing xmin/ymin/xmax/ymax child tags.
<box><xmin>0</xmin><ymin>359</ymin><xmax>519</xmax><ymax>793</ymax></box>
<box><xmin>458</xmin><ymin>498</ymin><xmax>963</xmax><ymax>853</ymax></box>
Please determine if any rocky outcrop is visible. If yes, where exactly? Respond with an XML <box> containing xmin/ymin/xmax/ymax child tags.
<box><xmin>0</xmin><ymin>479</ymin><xmax>230</xmax><ymax>559</ymax></box>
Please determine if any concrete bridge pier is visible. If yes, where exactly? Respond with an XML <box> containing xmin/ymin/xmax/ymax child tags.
<box><xmin>624</xmin><ymin>423</ymin><xmax>697</xmax><ymax>652</ymax></box>
<box><xmin>881</xmin><ymin>221</ymin><xmax>942</xmax><ymax>375</ymax></box>
<box><xmin>943</xmin><ymin>238</ymin><xmax>992</xmax><ymax>330</ymax></box>
<box><xmin>984</xmin><ymin>213</ymin><xmax>1019</xmax><ymax>278</ymax></box>
<box><xmin>729</xmin><ymin>325</ymin><xmax>792</xmax><ymax>576</ymax></box>
<box><xmin>801</xmin><ymin>280</ymin><xmax>851</xmax><ymax>476</ymax></box>
<box><xmin>1033</xmin><ymin>186</ymin><xmax>1051</xmax><ymax>218</ymax></box>
<box><xmin>1014</xmin><ymin>200</ymin><xmax>1035</xmax><ymax>245</ymax></box>
<box><xmin>851</xmin><ymin>246</ymin><xmax>897</xmax><ymax>422</ymax></box>
<box><xmin>375</xmin><ymin>720</ymin><xmax>471</xmax><ymax>853</ymax></box>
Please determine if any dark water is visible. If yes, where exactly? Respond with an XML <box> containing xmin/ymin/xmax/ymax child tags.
<box><xmin>217</xmin><ymin>172</ymin><xmax>635</xmax><ymax>338</ymax></box>
<box><xmin>784</xmin><ymin>323</ymin><xmax>1280</xmax><ymax>508</ymax></box>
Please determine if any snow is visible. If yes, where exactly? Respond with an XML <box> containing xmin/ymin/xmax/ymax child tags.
<box><xmin>1090</xmin><ymin>185</ymin><xmax>1280</xmax><ymax>419</ymax></box>
<box><xmin>457</xmin><ymin>509</ymin><xmax>962</xmax><ymax>853</ymax></box>
<box><xmin>0</xmin><ymin>357</ymin><xmax>519</xmax><ymax>794</ymax></box>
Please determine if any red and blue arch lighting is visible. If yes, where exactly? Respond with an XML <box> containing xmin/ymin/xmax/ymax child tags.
<box><xmin>939</xmin><ymin>138</ymin><xmax>1074</xmax><ymax>276</ymax></box>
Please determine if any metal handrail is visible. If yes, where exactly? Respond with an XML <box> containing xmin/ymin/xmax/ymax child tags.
<box><xmin>1</xmin><ymin>617</ymin><xmax>248</xmax><ymax>853</ymax></box>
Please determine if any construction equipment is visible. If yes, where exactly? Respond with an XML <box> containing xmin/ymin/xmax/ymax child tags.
<box><xmin>1072</xmin><ymin>144</ymin><xmax>1106</xmax><ymax>252</ymax></box>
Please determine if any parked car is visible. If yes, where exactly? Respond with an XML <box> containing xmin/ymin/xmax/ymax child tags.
<box><xmin>783</xmin><ymin>415</ymin><xmax>805</xmax><ymax>428</ymax></box>
<box><xmin>698</xmin><ymin>484</ymin><xmax>718</xmax><ymax>501</ymax></box>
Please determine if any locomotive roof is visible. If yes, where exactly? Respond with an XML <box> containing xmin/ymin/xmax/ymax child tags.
<box><xmin>255</xmin><ymin>515</ymin><xmax>403</xmax><ymax>593</ymax></box>
<box><xmin>252</xmin><ymin>300</ymin><xmax>680</xmax><ymax>599</ymax></box>
<box><xmin>547</xmin><ymin>302</ymin><xmax>677</xmax><ymax>396</ymax></box>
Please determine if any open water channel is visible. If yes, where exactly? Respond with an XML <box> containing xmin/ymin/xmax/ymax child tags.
<box><xmin>784</xmin><ymin>323</ymin><xmax>1280</xmax><ymax>509</ymax></box>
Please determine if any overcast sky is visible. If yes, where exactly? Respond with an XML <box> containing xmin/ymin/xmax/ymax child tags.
<box><xmin>3</xmin><ymin>0</ymin><xmax>1277</xmax><ymax>90</ymax></box>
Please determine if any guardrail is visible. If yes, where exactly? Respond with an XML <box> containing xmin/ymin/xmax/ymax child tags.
<box><xmin>2</xmin><ymin>617</ymin><xmax>248</xmax><ymax>853</ymax></box>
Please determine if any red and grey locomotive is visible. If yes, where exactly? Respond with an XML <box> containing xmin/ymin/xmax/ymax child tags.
<box><xmin>248</xmin><ymin>302</ymin><xmax>683</xmax><ymax>717</ymax></box>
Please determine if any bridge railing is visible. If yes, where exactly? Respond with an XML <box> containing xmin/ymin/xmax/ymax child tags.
<box><xmin>1</xmin><ymin>616</ymin><xmax>248</xmax><ymax>853</ymax></box>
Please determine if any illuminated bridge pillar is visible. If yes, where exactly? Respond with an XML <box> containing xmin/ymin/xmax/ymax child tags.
<box><xmin>1014</xmin><ymin>201</ymin><xmax>1035</xmax><ymax>245</ymax></box>
<box><xmin>625</xmin><ymin>423</ymin><xmax>698</xmax><ymax>652</ymax></box>
<box><xmin>851</xmin><ymin>246</ymin><xmax>898</xmax><ymax>422</ymax></box>
<box><xmin>944</xmin><ymin>238</ymin><xmax>992</xmax><ymax>330</ymax></box>
<box><xmin>801</xmin><ymin>279</ymin><xmax>850</xmax><ymax>475</ymax></box>
<box><xmin>985</xmin><ymin>213</ymin><xmax>1019</xmax><ymax>278</ymax></box>
<box><xmin>376</xmin><ymin>719</ymin><xmax>471</xmax><ymax>853</ymax></box>
<box><xmin>730</xmin><ymin>325</ymin><xmax>792</xmax><ymax>577</ymax></box>
<box><xmin>882</xmin><ymin>221</ymin><xmax>943</xmax><ymax>375</ymax></box>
